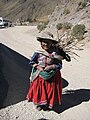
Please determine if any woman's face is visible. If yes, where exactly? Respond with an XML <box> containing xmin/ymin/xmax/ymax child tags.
<box><xmin>41</xmin><ymin>41</ymin><xmax>52</xmax><ymax>50</ymax></box>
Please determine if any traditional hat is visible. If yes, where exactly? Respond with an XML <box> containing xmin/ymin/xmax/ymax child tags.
<box><xmin>37</xmin><ymin>31</ymin><xmax>58</xmax><ymax>44</ymax></box>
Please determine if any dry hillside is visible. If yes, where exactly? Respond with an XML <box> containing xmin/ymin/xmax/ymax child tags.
<box><xmin>0</xmin><ymin>0</ymin><xmax>62</xmax><ymax>22</ymax></box>
<box><xmin>45</xmin><ymin>0</ymin><xmax>90</xmax><ymax>53</ymax></box>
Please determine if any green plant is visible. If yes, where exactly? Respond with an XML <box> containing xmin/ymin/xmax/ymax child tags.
<box><xmin>72</xmin><ymin>24</ymin><xmax>85</xmax><ymax>40</ymax></box>
<box><xmin>77</xmin><ymin>1</ymin><xmax>87</xmax><ymax>11</ymax></box>
<box><xmin>44</xmin><ymin>20</ymin><xmax>49</xmax><ymax>26</ymax></box>
<box><xmin>37</xmin><ymin>23</ymin><xmax>46</xmax><ymax>32</ymax></box>
<box><xmin>56</xmin><ymin>23</ymin><xmax>63</xmax><ymax>30</ymax></box>
<box><xmin>62</xmin><ymin>22</ymin><xmax>72</xmax><ymax>29</ymax></box>
<box><xmin>63</xmin><ymin>9</ymin><xmax>70</xmax><ymax>15</ymax></box>
<box><xmin>27</xmin><ymin>18</ymin><xmax>32</xmax><ymax>23</ymax></box>
<box><xmin>82</xmin><ymin>2</ymin><xmax>87</xmax><ymax>8</ymax></box>
<box><xmin>78</xmin><ymin>2</ymin><xmax>82</xmax><ymax>6</ymax></box>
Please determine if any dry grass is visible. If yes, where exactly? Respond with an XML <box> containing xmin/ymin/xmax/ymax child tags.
<box><xmin>36</xmin><ymin>16</ymin><xmax>49</xmax><ymax>23</ymax></box>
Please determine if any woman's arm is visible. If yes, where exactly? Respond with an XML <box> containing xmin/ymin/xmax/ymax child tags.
<box><xmin>29</xmin><ymin>52</ymin><xmax>44</xmax><ymax>71</ymax></box>
<box><xmin>54</xmin><ymin>63</ymin><xmax>62</xmax><ymax>70</ymax></box>
<box><xmin>29</xmin><ymin>52</ymin><xmax>39</xmax><ymax>67</ymax></box>
<box><xmin>44</xmin><ymin>63</ymin><xmax>62</xmax><ymax>71</ymax></box>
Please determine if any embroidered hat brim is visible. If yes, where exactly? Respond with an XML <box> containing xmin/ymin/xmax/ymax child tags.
<box><xmin>37</xmin><ymin>37</ymin><xmax>58</xmax><ymax>44</ymax></box>
<box><xmin>37</xmin><ymin>31</ymin><xmax>58</xmax><ymax>44</ymax></box>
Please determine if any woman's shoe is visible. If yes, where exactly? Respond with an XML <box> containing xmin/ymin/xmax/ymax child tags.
<box><xmin>36</xmin><ymin>105</ymin><xmax>42</xmax><ymax>111</ymax></box>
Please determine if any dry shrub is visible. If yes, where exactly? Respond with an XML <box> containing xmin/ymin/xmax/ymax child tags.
<box><xmin>37</xmin><ymin>23</ymin><xmax>46</xmax><ymax>32</ymax></box>
<box><xmin>72</xmin><ymin>24</ymin><xmax>85</xmax><ymax>40</ymax></box>
<box><xmin>62</xmin><ymin>22</ymin><xmax>72</xmax><ymax>30</ymax></box>
<box><xmin>56</xmin><ymin>23</ymin><xmax>63</xmax><ymax>30</ymax></box>
<box><xmin>63</xmin><ymin>9</ymin><xmax>70</xmax><ymax>15</ymax></box>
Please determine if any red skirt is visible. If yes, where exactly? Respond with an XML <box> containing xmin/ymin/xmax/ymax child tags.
<box><xmin>27</xmin><ymin>70</ymin><xmax>62</xmax><ymax>109</ymax></box>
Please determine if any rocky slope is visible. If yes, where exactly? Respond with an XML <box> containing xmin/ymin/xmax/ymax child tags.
<box><xmin>45</xmin><ymin>0</ymin><xmax>90</xmax><ymax>52</ymax></box>
<box><xmin>48</xmin><ymin>0</ymin><xmax>90</xmax><ymax>30</ymax></box>
<box><xmin>0</xmin><ymin>0</ymin><xmax>61</xmax><ymax>22</ymax></box>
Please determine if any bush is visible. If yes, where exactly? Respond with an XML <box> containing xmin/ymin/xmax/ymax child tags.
<box><xmin>77</xmin><ymin>1</ymin><xmax>87</xmax><ymax>11</ymax></box>
<box><xmin>72</xmin><ymin>24</ymin><xmax>85</xmax><ymax>40</ymax></box>
<box><xmin>56</xmin><ymin>23</ymin><xmax>63</xmax><ymax>30</ymax></box>
<box><xmin>37</xmin><ymin>23</ymin><xmax>46</xmax><ymax>32</ymax></box>
<box><xmin>62</xmin><ymin>22</ymin><xmax>72</xmax><ymax>29</ymax></box>
<box><xmin>27</xmin><ymin>18</ymin><xmax>33</xmax><ymax>23</ymax></box>
<box><xmin>78</xmin><ymin>2</ymin><xmax>82</xmax><ymax>6</ymax></box>
<box><xmin>82</xmin><ymin>2</ymin><xmax>87</xmax><ymax>8</ymax></box>
<box><xmin>44</xmin><ymin>20</ymin><xmax>49</xmax><ymax>26</ymax></box>
<box><xmin>63</xmin><ymin>9</ymin><xmax>70</xmax><ymax>15</ymax></box>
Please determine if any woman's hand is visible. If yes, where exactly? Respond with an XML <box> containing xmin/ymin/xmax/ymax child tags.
<box><xmin>33</xmin><ymin>64</ymin><xmax>43</xmax><ymax>72</ymax></box>
<box><xmin>33</xmin><ymin>64</ymin><xmax>38</xmax><ymax>68</ymax></box>
<box><xmin>37</xmin><ymin>65</ymin><xmax>44</xmax><ymax>72</ymax></box>
<box><xmin>44</xmin><ymin>65</ymin><xmax>55</xmax><ymax>71</ymax></box>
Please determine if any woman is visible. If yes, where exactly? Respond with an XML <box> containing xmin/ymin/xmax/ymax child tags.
<box><xmin>27</xmin><ymin>31</ymin><xmax>63</xmax><ymax>111</ymax></box>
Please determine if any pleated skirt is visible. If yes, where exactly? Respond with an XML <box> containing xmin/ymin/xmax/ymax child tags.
<box><xmin>27</xmin><ymin>70</ymin><xmax>62</xmax><ymax>109</ymax></box>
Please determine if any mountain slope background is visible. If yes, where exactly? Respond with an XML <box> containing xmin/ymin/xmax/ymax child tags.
<box><xmin>0</xmin><ymin>0</ymin><xmax>90</xmax><ymax>22</ymax></box>
<box><xmin>0</xmin><ymin>0</ymin><xmax>62</xmax><ymax>22</ymax></box>
<box><xmin>0</xmin><ymin>0</ymin><xmax>90</xmax><ymax>48</ymax></box>
<box><xmin>47</xmin><ymin>0</ymin><xmax>90</xmax><ymax>45</ymax></box>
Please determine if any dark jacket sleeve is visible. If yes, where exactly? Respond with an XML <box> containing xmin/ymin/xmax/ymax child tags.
<box><xmin>29</xmin><ymin>52</ymin><xmax>39</xmax><ymax>66</ymax></box>
<box><xmin>54</xmin><ymin>63</ymin><xmax>62</xmax><ymax>70</ymax></box>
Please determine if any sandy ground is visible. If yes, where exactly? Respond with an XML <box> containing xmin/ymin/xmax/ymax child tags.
<box><xmin>0</xmin><ymin>26</ymin><xmax>90</xmax><ymax>120</ymax></box>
